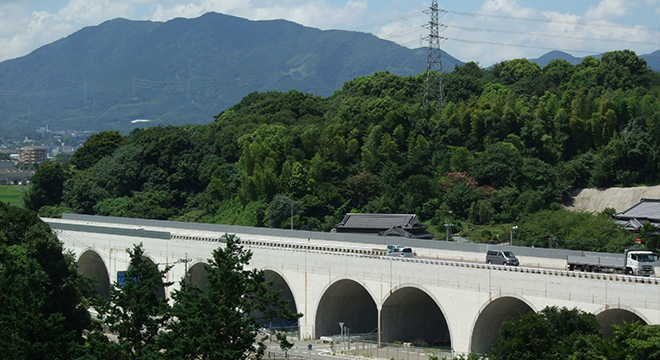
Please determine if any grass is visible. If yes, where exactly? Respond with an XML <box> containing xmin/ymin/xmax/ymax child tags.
<box><xmin>0</xmin><ymin>185</ymin><xmax>27</xmax><ymax>206</ymax></box>
<box><xmin>428</xmin><ymin>221</ymin><xmax>514</xmax><ymax>244</ymax></box>
<box><xmin>458</xmin><ymin>223</ymin><xmax>513</xmax><ymax>244</ymax></box>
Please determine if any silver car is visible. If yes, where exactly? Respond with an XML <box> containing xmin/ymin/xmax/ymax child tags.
<box><xmin>386</xmin><ymin>247</ymin><xmax>414</xmax><ymax>258</ymax></box>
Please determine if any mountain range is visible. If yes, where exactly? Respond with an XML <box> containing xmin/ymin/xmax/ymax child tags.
<box><xmin>0</xmin><ymin>12</ymin><xmax>657</xmax><ymax>137</ymax></box>
<box><xmin>530</xmin><ymin>49</ymin><xmax>660</xmax><ymax>69</ymax></box>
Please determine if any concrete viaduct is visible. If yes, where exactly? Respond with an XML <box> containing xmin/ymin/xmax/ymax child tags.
<box><xmin>44</xmin><ymin>214</ymin><xmax>660</xmax><ymax>355</ymax></box>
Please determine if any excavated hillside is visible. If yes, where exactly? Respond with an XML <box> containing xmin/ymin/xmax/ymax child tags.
<box><xmin>565</xmin><ymin>185</ymin><xmax>660</xmax><ymax>213</ymax></box>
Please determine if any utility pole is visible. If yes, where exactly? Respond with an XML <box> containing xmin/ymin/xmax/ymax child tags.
<box><xmin>175</xmin><ymin>253</ymin><xmax>192</xmax><ymax>282</ymax></box>
<box><xmin>444</xmin><ymin>211</ymin><xmax>453</xmax><ymax>241</ymax></box>
<box><xmin>510</xmin><ymin>226</ymin><xmax>518</xmax><ymax>246</ymax></box>
<box><xmin>422</xmin><ymin>0</ymin><xmax>446</xmax><ymax>110</ymax></box>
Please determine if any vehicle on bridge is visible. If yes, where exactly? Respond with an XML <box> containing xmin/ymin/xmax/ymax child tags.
<box><xmin>486</xmin><ymin>250</ymin><xmax>519</xmax><ymax>266</ymax></box>
<box><xmin>385</xmin><ymin>245</ymin><xmax>414</xmax><ymax>258</ymax></box>
<box><xmin>567</xmin><ymin>247</ymin><xmax>657</xmax><ymax>276</ymax></box>
<box><xmin>386</xmin><ymin>244</ymin><xmax>404</xmax><ymax>254</ymax></box>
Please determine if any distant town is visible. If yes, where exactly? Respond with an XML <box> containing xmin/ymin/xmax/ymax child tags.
<box><xmin>0</xmin><ymin>126</ymin><xmax>92</xmax><ymax>185</ymax></box>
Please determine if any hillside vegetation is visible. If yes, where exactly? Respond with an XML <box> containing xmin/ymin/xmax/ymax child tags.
<box><xmin>26</xmin><ymin>50</ymin><xmax>660</xmax><ymax>252</ymax></box>
<box><xmin>0</xmin><ymin>12</ymin><xmax>454</xmax><ymax>137</ymax></box>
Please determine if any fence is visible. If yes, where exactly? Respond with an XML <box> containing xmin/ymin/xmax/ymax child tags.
<box><xmin>263</xmin><ymin>351</ymin><xmax>306</xmax><ymax>360</ymax></box>
<box><xmin>337</xmin><ymin>340</ymin><xmax>453</xmax><ymax>360</ymax></box>
<box><xmin>262</xmin><ymin>336</ymin><xmax>454</xmax><ymax>360</ymax></box>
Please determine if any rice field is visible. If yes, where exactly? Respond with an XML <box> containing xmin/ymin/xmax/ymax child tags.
<box><xmin>0</xmin><ymin>185</ymin><xmax>26</xmax><ymax>206</ymax></box>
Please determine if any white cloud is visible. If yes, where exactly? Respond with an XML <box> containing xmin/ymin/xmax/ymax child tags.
<box><xmin>481</xmin><ymin>0</ymin><xmax>536</xmax><ymax>18</ymax></box>
<box><xmin>151</xmin><ymin>0</ymin><xmax>226</xmax><ymax>21</ymax></box>
<box><xmin>585</xmin><ymin>0</ymin><xmax>633</xmax><ymax>20</ymax></box>
<box><xmin>0</xmin><ymin>0</ymin><xmax>372</xmax><ymax>62</ymax></box>
<box><xmin>438</xmin><ymin>0</ymin><xmax>540</xmax><ymax>65</ymax></box>
<box><xmin>541</xmin><ymin>11</ymin><xmax>581</xmax><ymax>33</ymax></box>
<box><xmin>0</xmin><ymin>0</ymin><xmax>657</xmax><ymax>66</ymax></box>
<box><xmin>150</xmin><ymin>0</ymin><xmax>368</xmax><ymax>30</ymax></box>
<box><xmin>0</xmin><ymin>0</ymin><xmax>134</xmax><ymax>62</ymax></box>
<box><xmin>255</xmin><ymin>0</ymin><xmax>368</xmax><ymax>30</ymax></box>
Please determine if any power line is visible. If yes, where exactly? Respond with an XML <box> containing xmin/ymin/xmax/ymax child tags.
<box><xmin>1</xmin><ymin>5</ymin><xmax>657</xmax><ymax>110</ymax></box>
<box><xmin>443</xmin><ymin>36</ymin><xmax>610</xmax><ymax>54</ymax></box>
<box><xmin>444</xmin><ymin>23</ymin><xmax>659</xmax><ymax>46</ymax></box>
<box><xmin>447</xmin><ymin>9</ymin><xmax>660</xmax><ymax>32</ymax></box>
<box><xmin>348</xmin><ymin>11</ymin><xmax>426</xmax><ymax>32</ymax></box>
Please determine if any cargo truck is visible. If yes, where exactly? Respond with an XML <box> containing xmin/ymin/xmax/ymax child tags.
<box><xmin>566</xmin><ymin>248</ymin><xmax>657</xmax><ymax>276</ymax></box>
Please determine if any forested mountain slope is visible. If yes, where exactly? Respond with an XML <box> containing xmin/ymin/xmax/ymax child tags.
<box><xmin>0</xmin><ymin>12</ymin><xmax>461</xmax><ymax>137</ymax></box>
<box><xmin>26</xmin><ymin>50</ymin><xmax>660</xmax><ymax>251</ymax></box>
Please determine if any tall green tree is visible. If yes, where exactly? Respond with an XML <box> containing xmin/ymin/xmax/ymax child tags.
<box><xmin>88</xmin><ymin>243</ymin><xmax>172</xmax><ymax>360</ymax></box>
<box><xmin>71</xmin><ymin>130</ymin><xmax>122</xmax><ymax>170</ymax></box>
<box><xmin>38</xmin><ymin>53</ymin><xmax>660</xmax><ymax>229</ymax></box>
<box><xmin>605</xmin><ymin>322</ymin><xmax>660</xmax><ymax>359</ymax></box>
<box><xmin>489</xmin><ymin>306</ymin><xmax>602</xmax><ymax>360</ymax></box>
<box><xmin>23</xmin><ymin>161</ymin><xmax>68</xmax><ymax>211</ymax></box>
<box><xmin>471</xmin><ymin>142</ymin><xmax>523</xmax><ymax>189</ymax></box>
<box><xmin>162</xmin><ymin>234</ymin><xmax>300</xmax><ymax>360</ymax></box>
<box><xmin>0</xmin><ymin>202</ymin><xmax>91</xmax><ymax>359</ymax></box>
<box><xmin>517</xmin><ymin>208</ymin><xmax>633</xmax><ymax>251</ymax></box>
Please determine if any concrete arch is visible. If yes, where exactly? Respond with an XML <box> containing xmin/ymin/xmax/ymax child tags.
<box><xmin>470</xmin><ymin>296</ymin><xmax>536</xmax><ymax>354</ymax></box>
<box><xmin>381</xmin><ymin>285</ymin><xmax>451</xmax><ymax>347</ymax></box>
<box><xmin>261</xmin><ymin>269</ymin><xmax>298</xmax><ymax>327</ymax></box>
<box><xmin>188</xmin><ymin>262</ymin><xmax>209</xmax><ymax>293</ymax></box>
<box><xmin>315</xmin><ymin>279</ymin><xmax>378</xmax><ymax>338</ymax></box>
<box><xmin>77</xmin><ymin>249</ymin><xmax>110</xmax><ymax>297</ymax></box>
<box><xmin>126</xmin><ymin>255</ymin><xmax>166</xmax><ymax>299</ymax></box>
<box><xmin>144</xmin><ymin>256</ymin><xmax>166</xmax><ymax>299</ymax></box>
<box><xmin>594</xmin><ymin>307</ymin><xmax>649</xmax><ymax>338</ymax></box>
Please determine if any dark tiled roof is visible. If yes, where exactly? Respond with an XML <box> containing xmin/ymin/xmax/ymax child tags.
<box><xmin>615</xmin><ymin>218</ymin><xmax>646</xmax><ymax>231</ymax></box>
<box><xmin>615</xmin><ymin>199</ymin><xmax>660</xmax><ymax>222</ymax></box>
<box><xmin>0</xmin><ymin>160</ymin><xmax>16</xmax><ymax>170</ymax></box>
<box><xmin>336</xmin><ymin>213</ymin><xmax>422</xmax><ymax>230</ymax></box>
<box><xmin>332</xmin><ymin>213</ymin><xmax>436</xmax><ymax>239</ymax></box>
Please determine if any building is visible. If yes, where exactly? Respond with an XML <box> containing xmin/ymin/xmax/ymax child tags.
<box><xmin>0</xmin><ymin>160</ymin><xmax>33</xmax><ymax>185</ymax></box>
<box><xmin>614</xmin><ymin>198</ymin><xmax>660</xmax><ymax>231</ymax></box>
<box><xmin>19</xmin><ymin>146</ymin><xmax>47</xmax><ymax>164</ymax></box>
<box><xmin>331</xmin><ymin>213</ymin><xmax>436</xmax><ymax>239</ymax></box>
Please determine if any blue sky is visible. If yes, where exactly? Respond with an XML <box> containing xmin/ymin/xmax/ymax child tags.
<box><xmin>1</xmin><ymin>0</ymin><xmax>658</xmax><ymax>66</ymax></box>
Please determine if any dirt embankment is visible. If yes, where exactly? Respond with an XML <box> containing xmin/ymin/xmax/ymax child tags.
<box><xmin>565</xmin><ymin>185</ymin><xmax>660</xmax><ymax>213</ymax></box>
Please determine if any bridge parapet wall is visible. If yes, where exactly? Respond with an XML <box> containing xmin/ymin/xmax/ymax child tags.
<box><xmin>46</xmin><ymin>215</ymin><xmax>660</xmax><ymax>355</ymax></box>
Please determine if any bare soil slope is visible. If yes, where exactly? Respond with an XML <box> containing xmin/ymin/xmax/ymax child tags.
<box><xmin>565</xmin><ymin>185</ymin><xmax>660</xmax><ymax>213</ymax></box>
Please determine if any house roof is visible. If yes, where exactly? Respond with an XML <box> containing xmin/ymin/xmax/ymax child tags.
<box><xmin>332</xmin><ymin>213</ymin><xmax>436</xmax><ymax>239</ymax></box>
<box><xmin>614</xmin><ymin>198</ymin><xmax>660</xmax><ymax>222</ymax></box>
<box><xmin>0</xmin><ymin>160</ymin><xmax>17</xmax><ymax>170</ymax></box>
<box><xmin>615</xmin><ymin>218</ymin><xmax>646</xmax><ymax>231</ymax></box>
<box><xmin>614</xmin><ymin>198</ymin><xmax>660</xmax><ymax>231</ymax></box>
<box><xmin>335</xmin><ymin>213</ymin><xmax>422</xmax><ymax>230</ymax></box>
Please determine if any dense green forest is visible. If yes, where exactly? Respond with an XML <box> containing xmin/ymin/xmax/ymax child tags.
<box><xmin>0</xmin><ymin>201</ymin><xmax>297</xmax><ymax>359</ymax></box>
<box><xmin>3</xmin><ymin>201</ymin><xmax>658</xmax><ymax>359</ymax></box>
<box><xmin>27</xmin><ymin>50</ymin><xmax>660</xmax><ymax>251</ymax></box>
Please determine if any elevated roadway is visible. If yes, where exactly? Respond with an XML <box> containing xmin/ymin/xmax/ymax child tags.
<box><xmin>45</xmin><ymin>214</ymin><xmax>660</xmax><ymax>355</ymax></box>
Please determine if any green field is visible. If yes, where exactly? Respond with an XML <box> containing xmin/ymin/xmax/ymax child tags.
<box><xmin>0</xmin><ymin>185</ymin><xmax>27</xmax><ymax>206</ymax></box>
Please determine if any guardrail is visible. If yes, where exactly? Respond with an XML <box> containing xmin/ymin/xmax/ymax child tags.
<box><xmin>52</xmin><ymin>221</ymin><xmax>658</xmax><ymax>285</ymax></box>
<box><xmin>173</xmin><ymin>234</ymin><xmax>658</xmax><ymax>285</ymax></box>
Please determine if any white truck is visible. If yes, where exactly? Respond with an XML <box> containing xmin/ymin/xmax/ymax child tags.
<box><xmin>567</xmin><ymin>248</ymin><xmax>657</xmax><ymax>276</ymax></box>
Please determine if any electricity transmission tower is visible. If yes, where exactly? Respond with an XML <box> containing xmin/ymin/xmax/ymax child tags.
<box><xmin>422</xmin><ymin>0</ymin><xmax>446</xmax><ymax>110</ymax></box>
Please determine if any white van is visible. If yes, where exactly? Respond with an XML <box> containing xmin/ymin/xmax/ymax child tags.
<box><xmin>386</xmin><ymin>245</ymin><xmax>414</xmax><ymax>258</ymax></box>
<box><xmin>386</xmin><ymin>244</ymin><xmax>404</xmax><ymax>254</ymax></box>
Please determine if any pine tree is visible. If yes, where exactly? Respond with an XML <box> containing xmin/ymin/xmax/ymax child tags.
<box><xmin>88</xmin><ymin>243</ymin><xmax>172</xmax><ymax>360</ymax></box>
<box><xmin>162</xmin><ymin>234</ymin><xmax>301</xmax><ymax>360</ymax></box>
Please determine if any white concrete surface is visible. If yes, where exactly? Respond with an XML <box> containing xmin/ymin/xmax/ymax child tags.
<box><xmin>46</xmin><ymin>217</ymin><xmax>660</xmax><ymax>356</ymax></box>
